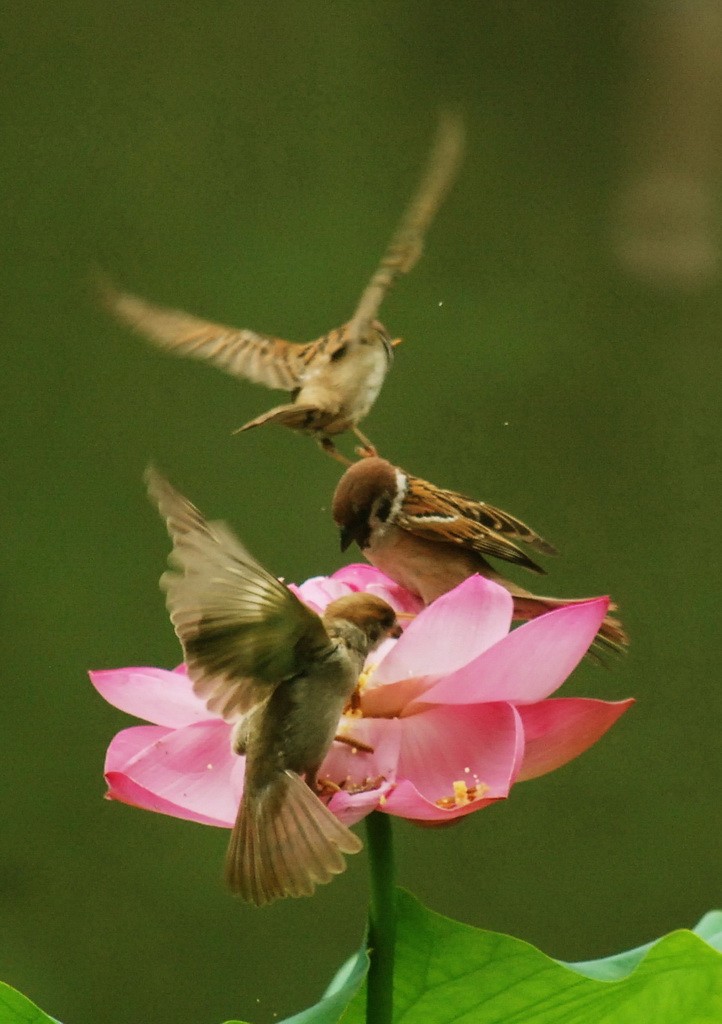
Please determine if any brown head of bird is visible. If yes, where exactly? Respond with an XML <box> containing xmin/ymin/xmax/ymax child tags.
<box><xmin>332</xmin><ymin>456</ymin><xmax>400</xmax><ymax>550</ymax></box>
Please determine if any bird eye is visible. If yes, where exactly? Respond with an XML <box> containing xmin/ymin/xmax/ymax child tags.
<box><xmin>330</xmin><ymin>344</ymin><xmax>348</xmax><ymax>362</ymax></box>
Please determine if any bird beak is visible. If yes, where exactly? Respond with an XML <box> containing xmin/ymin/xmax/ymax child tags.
<box><xmin>339</xmin><ymin>526</ymin><xmax>355</xmax><ymax>552</ymax></box>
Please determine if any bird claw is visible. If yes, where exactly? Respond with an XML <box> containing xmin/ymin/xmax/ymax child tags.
<box><xmin>351</xmin><ymin>426</ymin><xmax>378</xmax><ymax>459</ymax></box>
<box><xmin>354</xmin><ymin>443</ymin><xmax>379</xmax><ymax>459</ymax></box>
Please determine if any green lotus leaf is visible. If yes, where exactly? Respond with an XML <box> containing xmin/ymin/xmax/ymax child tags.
<box><xmin>0</xmin><ymin>982</ymin><xmax>60</xmax><ymax>1024</ymax></box>
<box><xmin>339</xmin><ymin>890</ymin><xmax>722</xmax><ymax>1024</ymax></box>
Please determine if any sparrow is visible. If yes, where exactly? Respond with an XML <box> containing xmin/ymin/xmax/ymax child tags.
<box><xmin>332</xmin><ymin>457</ymin><xmax>628</xmax><ymax>655</ymax></box>
<box><xmin>101</xmin><ymin>113</ymin><xmax>464</xmax><ymax>463</ymax></box>
<box><xmin>146</xmin><ymin>467</ymin><xmax>400</xmax><ymax>905</ymax></box>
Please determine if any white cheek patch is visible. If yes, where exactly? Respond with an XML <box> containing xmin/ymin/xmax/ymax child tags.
<box><xmin>390</xmin><ymin>469</ymin><xmax>408</xmax><ymax>521</ymax></box>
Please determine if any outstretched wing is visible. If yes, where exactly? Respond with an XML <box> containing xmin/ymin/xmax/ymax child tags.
<box><xmin>348</xmin><ymin>111</ymin><xmax>465</xmax><ymax>338</ymax></box>
<box><xmin>100</xmin><ymin>276</ymin><xmax>309</xmax><ymax>391</ymax></box>
<box><xmin>146</xmin><ymin>467</ymin><xmax>331</xmax><ymax>719</ymax></box>
<box><xmin>398</xmin><ymin>474</ymin><xmax>557</xmax><ymax>575</ymax></box>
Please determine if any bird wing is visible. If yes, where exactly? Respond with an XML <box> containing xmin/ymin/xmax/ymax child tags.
<box><xmin>146</xmin><ymin>467</ymin><xmax>331</xmax><ymax>720</ymax></box>
<box><xmin>100</xmin><ymin>276</ymin><xmax>310</xmax><ymax>391</ymax></box>
<box><xmin>347</xmin><ymin>111</ymin><xmax>465</xmax><ymax>339</ymax></box>
<box><xmin>237</xmin><ymin>402</ymin><xmax>341</xmax><ymax>434</ymax></box>
<box><xmin>440</xmin><ymin>488</ymin><xmax>559</xmax><ymax>557</ymax></box>
<box><xmin>397</xmin><ymin>475</ymin><xmax>556</xmax><ymax>575</ymax></box>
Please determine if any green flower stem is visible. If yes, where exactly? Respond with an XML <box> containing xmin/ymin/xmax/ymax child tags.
<box><xmin>365</xmin><ymin>810</ymin><xmax>397</xmax><ymax>1024</ymax></box>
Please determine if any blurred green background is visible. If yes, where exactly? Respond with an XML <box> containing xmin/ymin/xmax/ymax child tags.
<box><xmin>3</xmin><ymin>2</ymin><xmax>722</xmax><ymax>1023</ymax></box>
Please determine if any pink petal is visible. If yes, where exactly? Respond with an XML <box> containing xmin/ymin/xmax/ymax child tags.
<box><xmin>105</xmin><ymin>772</ymin><xmax>236</xmax><ymax>827</ymax></box>
<box><xmin>374</xmin><ymin>576</ymin><xmax>513</xmax><ymax>685</ymax></box>
<box><xmin>89</xmin><ymin>667</ymin><xmax>210</xmax><ymax>728</ymax></box>
<box><xmin>363</xmin><ymin>585</ymin><xmax>423</xmax><ymax>620</ymax></box>
<box><xmin>380</xmin><ymin>778</ymin><xmax>501</xmax><ymax>821</ymax></box>
<box><xmin>327</xmin><ymin>781</ymin><xmax>395</xmax><ymax>827</ymax></box>
<box><xmin>331</xmin><ymin>564</ymin><xmax>425</xmax><ymax>616</ymax></box>
<box><xmin>107</xmin><ymin>719</ymin><xmax>241</xmax><ymax>826</ymax></box>
<box><xmin>396</xmin><ymin>702</ymin><xmax>524</xmax><ymax>804</ymax></box>
<box><xmin>365</xmin><ymin>636</ymin><xmax>398</xmax><ymax>670</ymax></box>
<box><xmin>360</xmin><ymin>676</ymin><xmax>432</xmax><ymax>718</ymax></box>
<box><xmin>292</xmin><ymin>576</ymin><xmax>353</xmax><ymax>612</ymax></box>
<box><xmin>416</xmin><ymin>599</ymin><xmax>610</xmax><ymax>707</ymax></box>
<box><xmin>331</xmin><ymin>564</ymin><xmax>395</xmax><ymax>588</ymax></box>
<box><xmin>516</xmin><ymin>697</ymin><xmax>634</xmax><ymax>781</ymax></box>
<box><xmin>105</xmin><ymin>725</ymin><xmax>173</xmax><ymax>772</ymax></box>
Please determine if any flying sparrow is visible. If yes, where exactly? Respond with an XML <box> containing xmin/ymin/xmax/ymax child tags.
<box><xmin>101</xmin><ymin>113</ymin><xmax>464</xmax><ymax>463</ymax></box>
<box><xmin>332</xmin><ymin>457</ymin><xmax>627</xmax><ymax>654</ymax></box>
<box><xmin>146</xmin><ymin>467</ymin><xmax>400</xmax><ymax>905</ymax></box>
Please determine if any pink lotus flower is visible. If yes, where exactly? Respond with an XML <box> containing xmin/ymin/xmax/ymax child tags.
<box><xmin>90</xmin><ymin>566</ymin><xmax>632</xmax><ymax>828</ymax></box>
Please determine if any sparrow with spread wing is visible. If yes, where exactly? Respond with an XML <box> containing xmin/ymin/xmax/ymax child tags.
<box><xmin>332</xmin><ymin>457</ymin><xmax>627</xmax><ymax>655</ymax></box>
<box><xmin>101</xmin><ymin>113</ymin><xmax>464</xmax><ymax>463</ymax></box>
<box><xmin>146</xmin><ymin>467</ymin><xmax>400</xmax><ymax>905</ymax></box>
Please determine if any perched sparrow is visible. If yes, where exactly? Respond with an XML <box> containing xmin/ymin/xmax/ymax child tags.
<box><xmin>101</xmin><ymin>114</ymin><xmax>464</xmax><ymax>463</ymax></box>
<box><xmin>146</xmin><ymin>467</ymin><xmax>400</xmax><ymax>905</ymax></box>
<box><xmin>332</xmin><ymin>457</ymin><xmax>627</xmax><ymax>654</ymax></box>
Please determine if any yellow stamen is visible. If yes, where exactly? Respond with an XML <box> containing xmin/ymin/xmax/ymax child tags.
<box><xmin>453</xmin><ymin>780</ymin><xmax>469</xmax><ymax>805</ymax></box>
<box><xmin>435</xmin><ymin>780</ymin><xmax>491</xmax><ymax>809</ymax></box>
<box><xmin>343</xmin><ymin>774</ymin><xmax>386</xmax><ymax>795</ymax></box>
<box><xmin>356</xmin><ymin>664</ymin><xmax>378</xmax><ymax>692</ymax></box>
<box><xmin>343</xmin><ymin>662</ymin><xmax>379</xmax><ymax>716</ymax></box>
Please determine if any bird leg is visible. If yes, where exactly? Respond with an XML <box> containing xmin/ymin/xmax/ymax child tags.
<box><xmin>352</xmin><ymin>426</ymin><xmax>378</xmax><ymax>459</ymax></box>
<box><xmin>318</xmin><ymin>437</ymin><xmax>353</xmax><ymax>466</ymax></box>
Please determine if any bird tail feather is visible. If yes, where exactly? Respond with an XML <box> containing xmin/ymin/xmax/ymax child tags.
<box><xmin>235</xmin><ymin>403</ymin><xmax>321</xmax><ymax>433</ymax></box>
<box><xmin>508</xmin><ymin>589</ymin><xmax>629</xmax><ymax>657</ymax></box>
<box><xmin>225</xmin><ymin>771</ymin><xmax>362</xmax><ymax>905</ymax></box>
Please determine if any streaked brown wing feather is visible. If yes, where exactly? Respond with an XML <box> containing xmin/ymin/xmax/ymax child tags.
<box><xmin>399</xmin><ymin>475</ymin><xmax>552</xmax><ymax>575</ymax></box>
<box><xmin>146</xmin><ymin>467</ymin><xmax>331</xmax><ymax>718</ymax></box>
<box><xmin>100</xmin><ymin>277</ymin><xmax>306</xmax><ymax>391</ymax></box>
<box><xmin>435</xmin><ymin>488</ymin><xmax>558</xmax><ymax>557</ymax></box>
